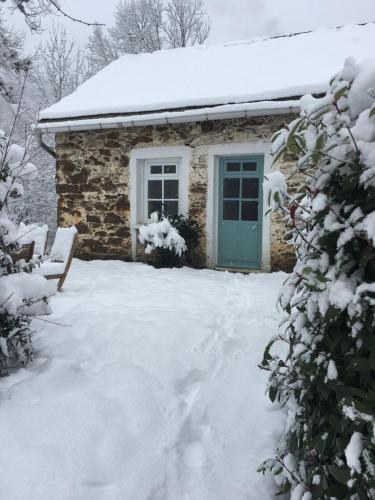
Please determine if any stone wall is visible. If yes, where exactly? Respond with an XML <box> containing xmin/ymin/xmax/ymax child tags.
<box><xmin>55</xmin><ymin>114</ymin><xmax>297</xmax><ymax>270</ymax></box>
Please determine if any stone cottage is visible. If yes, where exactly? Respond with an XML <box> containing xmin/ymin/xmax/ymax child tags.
<box><xmin>37</xmin><ymin>23</ymin><xmax>374</xmax><ymax>271</ymax></box>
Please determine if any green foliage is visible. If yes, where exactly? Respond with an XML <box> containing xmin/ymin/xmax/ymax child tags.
<box><xmin>147</xmin><ymin>212</ymin><xmax>201</xmax><ymax>268</ymax></box>
<box><xmin>259</xmin><ymin>59</ymin><xmax>375</xmax><ymax>498</ymax></box>
<box><xmin>0</xmin><ymin>309</ymin><xmax>33</xmax><ymax>376</ymax></box>
<box><xmin>164</xmin><ymin>213</ymin><xmax>201</xmax><ymax>262</ymax></box>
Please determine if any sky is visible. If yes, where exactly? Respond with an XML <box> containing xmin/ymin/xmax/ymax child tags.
<box><xmin>3</xmin><ymin>0</ymin><xmax>375</xmax><ymax>51</ymax></box>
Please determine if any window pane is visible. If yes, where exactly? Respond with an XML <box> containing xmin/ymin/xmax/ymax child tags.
<box><xmin>148</xmin><ymin>200</ymin><xmax>163</xmax><ymax>217</ymax></box>
<box><xmin>224</xmin><ymin>178</ymin><xmax>240</xmax><ymax>198</ymax></box>
<box><xmin>164</xmin><ymin>201</ymin><xmax>178</xmax><ymax>216</ymax></box>
<box><xmin>242</xmin><ymin>201</ymin><xmax>258</xmax><ymax>221</ymax></box>
<box><xmin>243</xmin><ymin>162</ymin><xmax>257</xmax><ymax>171</ymax></box>
<box><xmin>226</xmin><ymin>162</ymin><xmax>241</xmax><ymax>172</ymax></box>
<box><xmin>164</xmin><ymin>179</ymin><xmax>179</xmax><ymax>199</ymax></box>
<box><xmin>223</xmin><ymin>200</ymin><xmax>239</xmax><ymax>220</ymax></box>
<box><xmin>242</xmin><ymin>178</ymin><xmax>259</xmax><ymax>198</ymax></box>
<box><xmin>148</xmin><ymin>180</ymin><xmax>162</xmax><ymax>199</ymax></box>
<box><xmin>164</xmin><ymin>164</ymin><xmax>177</xmax><ymax>174</ymax></box>
<box><xmin>150</xmin><ymin>165</ymin><xmax>162</xmax><ymax>174</ymax></box>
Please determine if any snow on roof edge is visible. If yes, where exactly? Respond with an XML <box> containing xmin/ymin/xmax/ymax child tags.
<box><xmin>39</xmin><ymin>83</ymin><xmax>323</xmax><ymax>122</ymax></box>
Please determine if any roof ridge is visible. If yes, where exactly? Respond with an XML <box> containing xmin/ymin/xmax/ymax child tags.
<box><xmin>223</xmin><ymin>20</ymin><xmax>375</xmax><ymax>49</ymax></box>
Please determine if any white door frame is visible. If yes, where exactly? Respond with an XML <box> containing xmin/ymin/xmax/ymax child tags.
<box><xmin>206</xmin><ymin>142</ymin><xmax>272</xmax><ymax>271</ymax></box>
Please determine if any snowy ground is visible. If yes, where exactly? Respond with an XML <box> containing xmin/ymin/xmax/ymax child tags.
<box><xmin>0</xmin><ymin>260</ymin><xmax>287</xmax><ymax>500</ymax></box>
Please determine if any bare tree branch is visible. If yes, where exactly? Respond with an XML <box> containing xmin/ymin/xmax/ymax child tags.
<box><xmin>0</xmin><ymin>0</ymin><xmax>104</xmax><ymax>32</ymax></box>
<box><xmin>46</xmin><ymin>0</ymin><xmax>104</xmax><ymax>27</ymax></box>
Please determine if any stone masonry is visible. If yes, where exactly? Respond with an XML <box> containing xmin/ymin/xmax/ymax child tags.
<box><xmin>55</xmin><ymin>114</ymin><xmax>297</xmax><ymax>271</ymax></box>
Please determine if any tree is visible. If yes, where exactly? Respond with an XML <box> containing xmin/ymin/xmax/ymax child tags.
<box><xmin>259</xmin><ymin>58</ymin><xmax>375</xmax><ymax>498</ymax></box>
<box><xmin>14</xmin><ymin>23</ymin><xmax>92</xmax><ymax>233</ymax></box>
<box><xmin>109</xmin><ymin>0</ymin><xmax>164</xmax><ymax>55</ymax></box>
<box><xmin>33</xmin><ymin>24</ymin><xmax>92</xmax><ymax>106</ymax></box>
<box><xmin>163</xmin><ymin>0</ymin><xmax>210</xmax><ymax>48</ymax></box>
<box><xmin>0</xmin><ymin>6</ymin><xmax>30</xmax><ymax>99</ymax></box>
<box><xmin>88</xmin><ymin>0</ymin><xmax>211</xmax><ymax>72</ymax></box>
<box><xmin>86</xmin><ymin>26</ymin><xmax>118</xmax><ymax>72</ymax></box>
<box><xmin>0</xmin><ymin>5</ymin><xmax>58</xmax><ymax>233</ymax></box>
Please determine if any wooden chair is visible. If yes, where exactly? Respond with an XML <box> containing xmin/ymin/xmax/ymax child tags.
<box><xmin>35</xmin><ymin>228</ymin><xmax>78</xmax><ymax>291</ymax></box>
<box><xmin>10</xmin><ymin>241</ymin><xmax>35</xmax><ymax>264</ymax></box>
<box><xmin>18</xmin><ymin>223</ymin><xmax>49</xmax><ymax>258</ymax></box>
<box><xmin>45</xmin><ymin>233</ymin><xmax>77</xmax><ymax>292</ymax></box>
<box><xmin>43</xmin><ymin>230</ymin><xmax>50</xmax><ymax>255</ymax></box>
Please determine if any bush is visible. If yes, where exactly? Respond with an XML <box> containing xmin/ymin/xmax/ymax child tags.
<box><xmin>259</xmin><ymin>58</ymin><xmax>375</xmax><ymax>499</ymax></box>
<box><xmin>165</xmin><ymin>213</ymin><xmax>201</xmax><ymax>263</ymax></box>
<box><xmin>0</xmin><ymin>128</ymin><xmax>51</xmax><ymax>376</ymax></box>
<box><xmin>139</xmin><ymin>211</ymin><xmax>201</xmax><ymax>268</ymax></box>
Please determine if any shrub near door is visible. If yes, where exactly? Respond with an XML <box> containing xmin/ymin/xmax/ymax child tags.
<box><xmin>139</xmin><ymin>212</ymin><xmax>200</xmax><ymax>268</ymax></box>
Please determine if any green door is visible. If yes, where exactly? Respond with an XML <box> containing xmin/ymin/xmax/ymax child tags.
<box><xmin>218</xmin><ymin>156</ymin><xmax>264</xmax><ymax>269</ymax></box>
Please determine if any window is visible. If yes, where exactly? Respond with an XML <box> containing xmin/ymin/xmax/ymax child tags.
<box><xmin>144</xmin><ymin>160</ymin><xmax>180</xmax><ymax>219</ymax></box>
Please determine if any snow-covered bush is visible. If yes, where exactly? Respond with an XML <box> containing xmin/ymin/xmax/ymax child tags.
<box><xmin>259</xmin><ymin>58</ymin><xmax>375</xmax><ymax>499</ymax></box>
<box><xmin>164</xmin><ymin>212</ymin><xmax>201</xmax><ymax>265</ymax></box>
<box><xmin>0</xmin><ymin>128</ymin><xmax>51</xmax><ymax>375</ymax></box>
<box><xmin>139</xmin><ymin>212</ymin><xmax>187</xmax><ymax>267</ymax></box>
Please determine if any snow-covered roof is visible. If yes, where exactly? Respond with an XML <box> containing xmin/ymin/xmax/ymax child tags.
<box><xmin>40</xmin><ymin>23</ymin><xmax>375</xmax><ymax>123</ymax></box>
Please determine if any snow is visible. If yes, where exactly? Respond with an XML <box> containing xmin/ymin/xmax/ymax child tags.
<box><xmin>5</xmin><ymin>144</ymin><xmax>37</xmax><ymax>180</ymax></box>
<box><xmin>0</xmin><ymin>273</ymin><xmax>52</xmax><ymax>316</ymax></box>
<box><xmin>34</xmin><ymin>261</ymin><xmax>66</xmax><ymax>276</ymax></box>
<box><xmin>352</xmin><ymin>107</ymin><xmax>375</xmax><ymax>142</ymax></box>
<box><xmin>328</xmin><ymin>278</ymin><xmax>354</xmax><ymax>310</ymax></box>
<box><xmin>139</xmin><ymin>213</ymin><xmax>187</xmax><ymax>257</ymax></box>
<box><xmin>50</xmin><ymin>226</ymin><xmax>77</xmax><ymax>262</ymax></box>
<box><xmin>345</xmin><ymin>432</ymin><xmax>363</xmax><ymax>473</ymax></box>
<box><xmin>0</xmin><ymin>260</ymin><xmax>286</xmax><ymax>500</ymax></box>
<box><xmin>348</xmin><ymin>59</ymin><xmax>375</xmax><ymax>118</ymax></box>
<box><xmin>359</xmin><ymin>212</ymin><xmax>375</xmax><ymax>244</ymax></box>
<box><xmin>311</xmin><ymin>193</ymin><xmax>328</xmax><ymax>212</ymax></box>
<box><xmin>264</xmin><ymin>171</ymin><xmax>288</xmax><ymax>210</ymax></box>
<box><xmin>18</xmin><ymin>222</ymin><xmax>49</xmax><ymax>256</ymax></box>
<box><xmin>39</xmin><ymin>24</ymin><xmax>375</xmax><ymax>121</ymax></box>
<box><xmin>291</xmin><ymin>483</ymin><xmax>306</xmax><ymax>500</ymax></box>
<box><xmin>265</xmin><ymin>171</ymin><xmax>287</xmax><ymax>196</ymax></box>
<box><xmin>305</xmin><ymin>124</ymin><xmax>318</xmax><ymax>152</ymax></box>
<box><xmin>327</xmin><ymin>360</ymin><xmax>338</xmax><ymax>380</ymax></box>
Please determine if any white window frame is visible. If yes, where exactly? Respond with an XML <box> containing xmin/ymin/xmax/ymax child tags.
<box><xmin>143</xmin><ymin>159</ymin><xmax>181</xmax><ymax>221</ymax></box>
<box><xmin>129</xmin><ymin>146</ymin><xmax>191</xmax><ymax>261</ymax></box>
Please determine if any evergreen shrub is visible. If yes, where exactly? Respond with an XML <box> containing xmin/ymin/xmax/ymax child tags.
<box><xmin>259</xmin><ymin>58</ymin><xmax>375</xmax><ymax>499</ymax></box>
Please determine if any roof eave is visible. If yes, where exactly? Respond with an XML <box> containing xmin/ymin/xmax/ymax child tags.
<box><xmin>37</xmin><ymin>101</ymin><xmax>300</xmax><ymax>134</ymax></box>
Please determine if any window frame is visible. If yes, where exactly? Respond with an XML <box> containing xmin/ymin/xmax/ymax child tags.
<box><xmin>143</xmin><ymin>158</ymin><xmax>181</xmax><ymax>221</ymax></box>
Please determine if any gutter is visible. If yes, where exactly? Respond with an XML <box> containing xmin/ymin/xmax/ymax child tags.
<box><xmin>34</xmin><ymin>128</ymin><xmax>57</xmax><ymax>159</ymax></box>
<box><xmin>36</xmin><ymin>100</ymin><xmax>300</xmax><ymax>135</ymax></box>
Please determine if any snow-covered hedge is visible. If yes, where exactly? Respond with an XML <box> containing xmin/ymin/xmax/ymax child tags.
<box><xmin>0</xmin><ymin>129</ymin><xmax>51</xmax><ymax>375</ymax></box>
<box><xmin>260</xmin><ymin>58</ymin><xmax>375</xmax><ymax>499</ymax></box>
